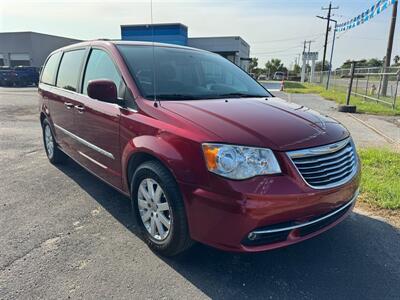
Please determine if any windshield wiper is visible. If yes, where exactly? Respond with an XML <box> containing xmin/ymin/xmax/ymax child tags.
<box><xmin>215</xmin><ymin>93</ymin><xmax>267</xmax><ymax>98</ymax></box>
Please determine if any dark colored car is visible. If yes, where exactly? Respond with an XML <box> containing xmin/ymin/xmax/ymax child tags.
<box><xmin>0</xmin><ymin>66</ymin><xmax>17</xmax><ymax>86</ymax></box>
<box><xmin>13</xmin><ymin>66</ymin><xmax>40</xmax><ymax>86</ymax></box>
<box><xmin>39</xmin><ymin>41</ymin><xmax>360</xmax><ymax>256</ymax></box>
<box><xmin>0</xmin><ymin>66</ymin><xmax>39</xmax><ymax>87</ymax></box>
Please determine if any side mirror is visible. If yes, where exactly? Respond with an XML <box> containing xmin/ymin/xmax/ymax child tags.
<box><xmin>87</xmin><ymin>79</ymin><xmax>118</xmax><ymax>103</ymax></box>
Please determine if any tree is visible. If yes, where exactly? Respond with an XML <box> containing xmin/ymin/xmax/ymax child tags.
<box><xmin>340</xmin><ymin>59</ymin><xmax>354</xmax><ymax>69</ymax></box>
<box><xmin>293</xmin><ymin>64</ymin><xmax>301</xmax><ymax>74</ymax></box>
<box><xmin>340</xmin><ymin>58</ymin><xmax>383</xmax><ymax>69</ymax></box>
<box><xmin>315</xmin><ymin>60</ymin><xmax>331</xmax><ymax>71</ymax></box>
<box><xmin>265</xmin><ymin>59</ymin><xmax>284</xmax><ymax>75</ymax></box>
<box><xmin>366</xmin><ymin>58</ymin><xmax>383</xmax><ymax>67</ymax></box>
<box><xmin>394</xmin><ymin>55</ymin><xmax>400</xmax><ymax>66</ymax></box>
<box><xmin>249</xmin><ymin>58</ymin><xmax>258</xmax><ymax>72</ymax></box>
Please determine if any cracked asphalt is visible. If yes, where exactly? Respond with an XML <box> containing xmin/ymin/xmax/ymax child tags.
<box><xmin>0</xmin><ymin>88</ymin><xmax>399</xmax><ymax>299</ymax></box>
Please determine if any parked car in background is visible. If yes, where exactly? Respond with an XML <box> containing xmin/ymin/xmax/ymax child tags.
<box><xmin>39</xmin><ymin>41</ymin><xmax>360</xmax><ymax>256</ymax></box>
<box><xmin>0</xmin><ymin>66</ymin><xmax>39</xmax><ymax>87</ymax></box>
<box><xmin>273</xmin><ymin>71</ymin><xmax>285</xmax><ymax>80</ymax></box>
<box><xmin>257</xmin><ymin>75</ymin><xmax>267</xmax><ymax>81</ymax></box>
<box><xmin>13</xmin><ymin>66</ymin><xmax>40</xmax><ymax>86</ymax></box>
<box><xmin>0</xmin><ymin>66</ymin><xmax>17</xmax><ymax>86</ymax></box>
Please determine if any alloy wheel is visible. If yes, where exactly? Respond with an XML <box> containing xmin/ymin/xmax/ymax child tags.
<box><xmin>44</xmin><ymin>125</ymin><xmax>54</xmax><ymax>159</ymax></box>
<box><xmin>137</xmin><ymin>178</ymin><xmax>171</xmax><ymax>241</ymax></box>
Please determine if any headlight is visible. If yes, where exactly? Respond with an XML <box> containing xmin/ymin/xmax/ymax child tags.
<box><xmin>202</xmin><ymin>143</ymin><xmax>281</xmax><ymax>180</ymax></box>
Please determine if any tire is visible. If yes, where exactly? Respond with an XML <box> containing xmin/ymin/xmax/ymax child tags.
<box><xmin>42</xmin><ymin>119</ymin><xmax>67</xmax><ymax>164</ymax></box>
<box><xmin>131</xmin><ymin>160</ymin><xmax>193</xmax><ymax>256</ymax></box>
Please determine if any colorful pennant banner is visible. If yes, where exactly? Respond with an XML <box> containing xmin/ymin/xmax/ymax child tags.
<box><xmin>335</xmin><ymin>0</ymin><xmax>397</xmax><ymax>32</ymax></box>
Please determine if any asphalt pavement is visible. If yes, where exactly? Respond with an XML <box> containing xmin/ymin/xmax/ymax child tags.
<box><xmin>0</xmin><ymin>88</ymin><xmax>399</xmax><ymax>299</ymax></box>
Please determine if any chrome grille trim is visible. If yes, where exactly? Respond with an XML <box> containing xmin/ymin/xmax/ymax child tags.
<box><xmin>250</xmin><ymin>189</ymin><xmax>359</xmax><ymax>235</ymax></box>
<box><xmin>297</xmin><ymin>152</ymin><xmax>354</xmax><ymax>171</ymax></box>
<box><xmin>287</xmin><ymin>138</ymin><xmax>358</xmax><ymax>189</ymax></box>
<box><xmin>288</xmin><ymin>137</ymin><xmax>350</xmax><ymax>158</ymax></box>
<box><xmin>293</xmin><ymin>146</ymin><xmax>353</xmax><ymax>165</ymax></box>
<box><xmin>305</xmin><ymin>161</ymin><xmax>355</xmax><ymax>180</ymax></box>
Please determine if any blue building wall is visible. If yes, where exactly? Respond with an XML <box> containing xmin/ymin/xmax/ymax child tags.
<box><xmin>121</xmin><ymin>24</ymin><xmax>188</xmax><ymax>46</ymax></box>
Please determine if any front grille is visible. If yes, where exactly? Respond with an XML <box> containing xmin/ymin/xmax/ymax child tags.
<box><xmin>287</xmin><ymin>138</ymin><xmax>357</xmax><ymax>189</ymax></box>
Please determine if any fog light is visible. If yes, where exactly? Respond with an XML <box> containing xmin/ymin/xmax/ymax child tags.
<box><xmin>248</xmin><ymin>232</ymin><xmax>257</xmax><ymax>240</ymax></box>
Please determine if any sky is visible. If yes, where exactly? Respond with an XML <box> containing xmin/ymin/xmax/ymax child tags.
<box><xmin>0</xmin><ymin>0</ymin><xmax>398</xmax><ymax>68</ymax></box>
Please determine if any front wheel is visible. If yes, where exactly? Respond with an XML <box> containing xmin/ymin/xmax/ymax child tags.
<box><xmin>131</xmin><ymin>161</ymin><xmax>193</xmax><ymax>256</ymax></box>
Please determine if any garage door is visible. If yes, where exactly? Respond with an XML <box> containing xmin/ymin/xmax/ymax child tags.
<box><xmin>10</xmin><ymin>53</ymin><xmax>31</xmax><ymax>67</ymax></box>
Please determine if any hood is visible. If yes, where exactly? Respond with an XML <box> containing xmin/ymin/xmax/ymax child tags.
<box><xmin>161</xmin><ymin>97</ymin><xmax>349</xmax><ymax>151</ymax></box>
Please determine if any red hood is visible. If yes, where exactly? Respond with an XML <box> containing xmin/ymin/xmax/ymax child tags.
<box><xmin>160</xmin><ymin>97</ymin><xmax>349</xmax><ymax>151</ymax></box>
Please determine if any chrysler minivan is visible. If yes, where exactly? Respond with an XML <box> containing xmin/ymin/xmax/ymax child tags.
<box><xmin>39</xmin><ymin>41</ymin><xmax>360</xmax><ymax>256</ymax></box>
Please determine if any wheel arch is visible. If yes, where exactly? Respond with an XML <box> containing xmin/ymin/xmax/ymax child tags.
<box><xmin>126</xmin><ymin>151</ymin><xmax>171</xmax><ymax>190</ymax></box>
<box><xmin>122</xmin><ymin>135</ymin><xmax>185</xmax><ymax>195</ymax></box>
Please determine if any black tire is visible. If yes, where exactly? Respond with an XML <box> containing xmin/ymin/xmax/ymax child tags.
<box><xmin>42</xmin><ymin>119</ymin><xmax>67</xmax><ymax>164</ymax></box>
<box><xmin>131</xmin><ymin>160</ymin><xmax>193</xmax><ymax>256</ymax></box>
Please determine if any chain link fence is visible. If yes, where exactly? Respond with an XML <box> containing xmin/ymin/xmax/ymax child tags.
<box><xmin>312</xmin><ymin>66</ymin><xmax>400</xmax><ymax>109</ymax></box>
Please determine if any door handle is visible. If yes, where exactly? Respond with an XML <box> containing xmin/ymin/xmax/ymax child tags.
<box><xmin>64</xmin><ymin>102</ymin><xmax>74</xmax><ymax>109</ymax></box>
<box><xmin>75</xmin><ymin>105</ymin><xmax>85</xmax><ymax>114</ymax></box>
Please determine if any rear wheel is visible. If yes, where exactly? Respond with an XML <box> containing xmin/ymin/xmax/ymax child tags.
<box><xmin>131</xmin><ymin>161</ymin><xmax>193</xmax><ymax>256</ymax></box>
<box><xmin>42</xmin><ymin>119</ymin><xmax>67</xmax><ymax>164</ymax></box>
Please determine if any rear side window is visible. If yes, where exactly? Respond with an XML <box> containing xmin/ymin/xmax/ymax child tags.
<box><xmin>82</xmin><ymin>49</ymin><xmax>124</xmax><ymax>98</ymax></box>
<box><xmin>41</xmin><ymin>52</ymin><xmax>61</xmax><ymax>85</ymax></box>
<box><xmin>56</xmin><ymin>49</ymin><xmax>85</xmax><ymax>92</ymax></box>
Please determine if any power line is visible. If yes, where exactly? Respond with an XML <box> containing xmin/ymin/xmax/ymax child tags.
<box><xmin>250</xmin><ymin>32</ymin><xmax>324</xmax><ymax>44</ymax></box>
<box><xmin>252</xmin><ymin>44</ymin><xmax>303</xmax><ymax>55</ymax></box>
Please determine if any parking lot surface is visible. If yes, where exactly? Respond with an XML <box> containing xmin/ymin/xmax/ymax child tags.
<box><xmin>1</xmin><ymin>88</ymin><xmax>399</xmax><ymax>299</ymax></box>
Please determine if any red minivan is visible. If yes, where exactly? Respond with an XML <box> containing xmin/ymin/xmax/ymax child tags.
<box><xmin>39</xmin><ymin>41</ymin><xmax>360</xmax><ymax>256</ymax></box>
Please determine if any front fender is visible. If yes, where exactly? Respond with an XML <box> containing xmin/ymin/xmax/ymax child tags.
<box><xmin>121</xmin><ymin>132</ymin><xmax>208</xmax><ymax>193</ymax></box>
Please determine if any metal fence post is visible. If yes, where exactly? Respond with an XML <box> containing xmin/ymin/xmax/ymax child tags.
<box><xmin>346</xmin><ymin>62</ymin><xmax>356</xmax><ymax>106</ymax></box>
<box><xmin>377</xmin><ymin>67</ymin><xmax>384</xmax><ymax>100</ymax></box>
<box><xmin>394</xmin><ymin>72</ymin><xmax>400</xmax><ymax>109</ymax></box>
<box><xmin>355</xmin><ymin>76</ymin><xmax>359</xmax><ymax>93</ymax></box>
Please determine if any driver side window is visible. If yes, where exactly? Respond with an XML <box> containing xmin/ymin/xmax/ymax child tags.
<box><xmin>82</xmin><ymin>49</ymin><xmax>125</xmax><ymax>99</ymax></box>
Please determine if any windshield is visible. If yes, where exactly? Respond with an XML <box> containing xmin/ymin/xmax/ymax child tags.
<box><xmin>117</xmin><ymin>45</ymin><xmax>271</xmax><ymax>100</ymax></box>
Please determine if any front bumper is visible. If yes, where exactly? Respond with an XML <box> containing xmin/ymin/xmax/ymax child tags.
<box><xmin>243</xmin><ymin>190</ymin><xmax>358</xmax><ymax>247</ymax></box>
<box><xmin>179</xmin><ymin>164</ymin><xmax>360</xmax><ymax>252</ymax></box>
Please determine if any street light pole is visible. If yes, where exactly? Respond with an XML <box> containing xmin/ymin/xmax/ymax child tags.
<box><xmin>326</xmin><ymin>19</ymin><xmax>337</xmax><ymax>89</ymax></box>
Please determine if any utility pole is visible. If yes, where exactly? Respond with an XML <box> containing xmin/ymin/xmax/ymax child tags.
<box><xmin>318</xmin><ymin>15</ymin><xmax>337</xmax><ymax>89</ymax></box>
<box><xmin>320</xmin><ymin>2</ymin><xmax>339</xmax><ymax>82</ymax></box>
<box><xmin>307</xmin><ymin>40</ymin><xmax>313</xmax><ymax>53</ymax></box>
<box><xmin>301</xmin><ymin>41</ymin><xmax>307</xmax><ymax>82</ymax></box>
<box><xmin>327</xmin><ymin>19</ymin><xmax>337</xmax><ymax>89</ymax></box>
<box><xmin>382</xmin><ymin>0</ymin><xmax>398</xmax><ymax>97</ymax></box>
<box><xmin>303</xmin><ymin>40</ymin><xmax>314</xmax><ymax>74</ymax></box>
